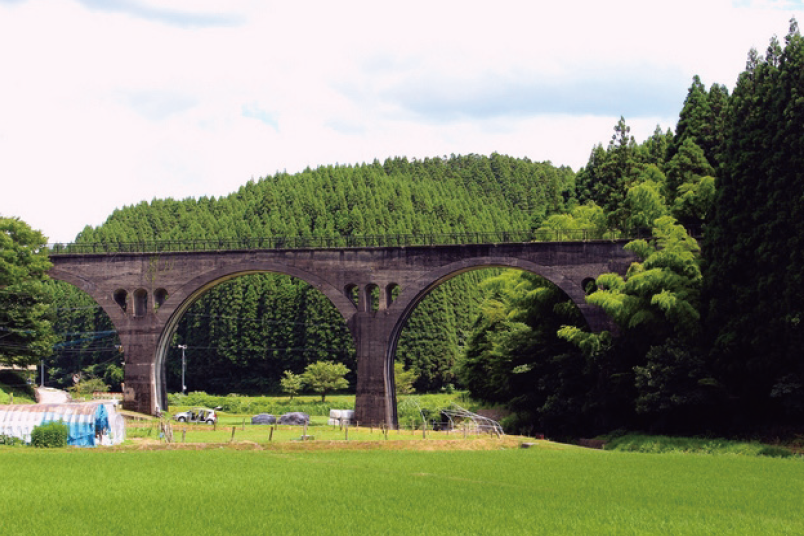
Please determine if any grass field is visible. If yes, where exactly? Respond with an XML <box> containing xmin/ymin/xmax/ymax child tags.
<box><xmin>129</xmin><ymin>422</ymin><xmax>497</xmax><ymax>443</ymax></box>
<box><xmin>1</xmin><ymin>440</ymin><xmax>802</xmax><ymax>535</ymax></box>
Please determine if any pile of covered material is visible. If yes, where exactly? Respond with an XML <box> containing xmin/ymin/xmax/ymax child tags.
<box><xmin>251</xmin><ymin>413</ymin><xmax>276</xmax><ymax>425</ymax></box>
<box><xmin>327</xmin><ymin>409</ymin><xmax>354</xmax><ymax>426</ymax></box>
<box><xmin>0</xmin><ymin>402</ymin><xmax>126</xmax><ymax>447</ymax></box>
<box><xmin>278</xmin><ymin>412</ymin><xmax>309</xmax><ymax>425</ymax></box>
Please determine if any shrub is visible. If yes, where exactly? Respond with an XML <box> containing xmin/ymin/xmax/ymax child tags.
<box><xmin>0</xmin><ymin>434</ymin><xmax>21</xmax><ymax>446</ymax></box>
<box><xmin>757</xmin><ymin>446</ymin><xmax>794</xmax><ymax>458</ymax></box>
<box><xmin>31</xmin><ymin>421</ymin><xmax>70</xmax><ymax>448</ymax></box>
<box><xmin>70</xmin><ymin>377</ymin><xmax>110</xmax><ymax>398</ymax></box>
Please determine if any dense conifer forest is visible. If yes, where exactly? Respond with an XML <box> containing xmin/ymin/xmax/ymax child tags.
<box><xmin>36</xmin><ymin>22</ymin><xmax>804</xmax><ymax>437</ymax></box>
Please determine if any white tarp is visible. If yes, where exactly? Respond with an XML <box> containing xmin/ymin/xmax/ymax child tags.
<box><xmin>329</xmin><ymin>409</ymin><xmax>354</xmax><ymax>425</ymax></box>
<box><xmin>0</xmin><ymin>402</ymin><xmax>126</xmax><ymax>446</ymax></box>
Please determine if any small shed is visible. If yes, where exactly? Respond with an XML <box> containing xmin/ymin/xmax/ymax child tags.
<box><xmin>0</xmin><ymin>402</ymin><xmax>126</xmax><ymax>447</ymax></box>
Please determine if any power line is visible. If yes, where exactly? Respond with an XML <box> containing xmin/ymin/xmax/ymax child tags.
<box><xmin>177</xmin><ymin>344</ymin><xmax>353</xmax><ymax>354</ymax></box>
<box><xmin>184</xmin><ymin>312</ymin><xmax>348</xmax><ymax>330</ymax></box>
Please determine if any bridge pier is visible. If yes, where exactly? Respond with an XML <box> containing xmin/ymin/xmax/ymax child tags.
<box><xmin>119</xmin><ymin>325</ymin><xmax>164</xmax><ymax>415</ymax></box>
<box><xmin>350</xmin><ymin>311</ymin><xmax>398</xmax><ymax>428</ymax></box>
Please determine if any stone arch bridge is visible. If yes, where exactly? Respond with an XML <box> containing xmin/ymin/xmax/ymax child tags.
<box><xmin>48</xmin><ymin>240</ymin><xmax>635</xmax><ymax>427</ymax></box>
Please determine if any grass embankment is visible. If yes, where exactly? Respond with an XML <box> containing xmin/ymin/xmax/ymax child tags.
<box><xmin>127</xmin><ymin>419</ymin><xmax>504</xmax><ymax>445</ymax></box>
<box><xmin>605</xmin><ymin>433</ymin><xmax>802</xmax><ymax>458</ymax></box>
<box><xmin>0</xmin><ymin>371</ymin><xmax>36</xmax><ymax>404</ymax></box>
<box><xmin>167</xmin><ymin>391</ymin><xmax>476</xmax><ymax>424</ymax></box>
<box><xmin>1</xmin><ymin>443</ymin><xmax>802</xmax><ymax>535</ymax></box>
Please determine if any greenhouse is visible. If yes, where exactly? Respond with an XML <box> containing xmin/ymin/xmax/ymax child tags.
<box><xmin>0</xmin><ymin>402</ymin><xmax>126</xmax><ymax>446</ymax></box>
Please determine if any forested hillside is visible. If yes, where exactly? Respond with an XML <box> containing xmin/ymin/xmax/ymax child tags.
<box><xmin>48</xmin><ymin>154</ymin><xmax>575</xmax><ymax>394</ymax></box>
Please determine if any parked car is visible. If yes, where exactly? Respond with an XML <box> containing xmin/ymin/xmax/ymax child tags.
<box><xmin>173</xmin><ymin>407</ymin><xmax>217</xmax><ymax>424</ymax></box>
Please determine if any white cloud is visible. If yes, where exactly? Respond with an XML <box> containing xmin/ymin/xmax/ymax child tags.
<box><xmin>0</xmin><ymin>0</ymin><xmax>801</xmax><ymax>241</ymax></box>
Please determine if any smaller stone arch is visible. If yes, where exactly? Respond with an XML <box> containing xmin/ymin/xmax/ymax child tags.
<box><xmin>113</xmin><ymin>289</ymin><xmax>128</xmax><ymax>312</ymax></box>
<box><xmin>154</xmin><ymin>288</ymin><xmax>169</xmax><ymax>309</ymax></box>
<box><xmin>366</xmin><ymin>283</ymin><xmax>380</xmax><ymax>312</ymax></box>
<box><xmin>133</xmin><ymin>289</ymin><xmax>148</xmax><ymax>318</ymax></box>
<box><xmin>344</xmin><ymin>284</ymin><xmax>359</xmax><ymax>307</ymax></box>
<box><xmin>385</xmin><ymin>283</ymin><xmax>400</xmax><ymax>309</ymax></box>
<box><xmin>582</xmin><ymin>277</ymin><xmax>597</xmax><ymax>295</ymax></box>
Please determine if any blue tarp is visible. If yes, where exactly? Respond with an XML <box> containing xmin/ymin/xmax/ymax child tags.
<box><xmin>0</xmin><ymin>402</ymin><xmax>112</xmax><ymax>447</ymax></box>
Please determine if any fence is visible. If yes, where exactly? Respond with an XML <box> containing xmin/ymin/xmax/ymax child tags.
<box><xmin>47</xmin><ymin>227</ymin><xmax>662</xmax><ymax>255</ymax></box>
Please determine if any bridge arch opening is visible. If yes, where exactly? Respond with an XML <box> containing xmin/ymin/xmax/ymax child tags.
<box><xmin>384</xmin><ymin>259</ymin><xmax>597</xmax><ymax>427</ymax></box>
<box><xmin>44</xmin><ymin>281</ymin><xmax>124</xmax><ymax>393</ymax></box>
<box><xmin>154</xmin><ymin>271</ymin><xmax>357</xmax><ymax>409</ymax></box>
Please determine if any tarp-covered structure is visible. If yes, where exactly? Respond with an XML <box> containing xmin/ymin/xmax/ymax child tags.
<box><xmin>0</xmin><ymin>402</ymin><xmax>126</xmax><ymax>447</ymax></box>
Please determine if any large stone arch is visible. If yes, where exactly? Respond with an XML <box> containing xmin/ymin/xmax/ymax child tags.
<box><xmin>374</xmin><ymin>257</ymin><xmax>610</xmax><ymax>427</ymax></box>
<box><xmin>152</xmin><ymin>261</ymin><xmax>358</xmax><ymax>410</ymax></box>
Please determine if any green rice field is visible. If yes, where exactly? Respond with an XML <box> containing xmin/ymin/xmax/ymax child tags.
<box><xmin>1</xmin><ymin>441</ymin><xmax>802</xmax><ymax>535</ymax></box>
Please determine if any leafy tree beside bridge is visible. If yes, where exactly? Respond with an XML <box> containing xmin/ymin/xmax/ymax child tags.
<box><xmin>0</xmin><ymin>217</ymin><xmax>57</xmax><ymax>368</ymax></box>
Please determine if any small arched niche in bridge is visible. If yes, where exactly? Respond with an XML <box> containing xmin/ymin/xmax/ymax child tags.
<box><xmin>133</xmin><ymin>289</ymin><xmax>148</xmax><ymax>318</ymax></box>
<box><xmin>154</xmin><ymin>288</ymin><xmax>169</xmax><ymax>309</ymax></box>
<box><xmin>113</xmin><ymin>289</ymin><xmax>128</xmax><ymax>312</ymax></box>
<box><xmin>366</xmin><ymin>283</ymin><xmax>380</xmax><ymax>312</ymax></box>
<box><xmin>582</xmin><ymin>277</ymin><xmax>597</xmax><ymax>295</ymax></box>
<box><xmin>344</xmin><ymin>284</ymin><xmax>359</xmax><ymax>307</ymax></box>
<box><xmin>385</xmin><ymin>283</ymin><xmax>400</xmax><ymax>310</ymax></box>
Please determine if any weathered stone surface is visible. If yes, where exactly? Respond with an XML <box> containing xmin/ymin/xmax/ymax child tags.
<box><xmin>49</xmin><ymin>241</ymin><xmax>636</xmax><ymax>425</ymax></box>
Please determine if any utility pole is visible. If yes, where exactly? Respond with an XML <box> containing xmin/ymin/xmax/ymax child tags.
<box><xmin>178</xmin><ymin>345</ymin><xmax>187</xmax><ymax>395</ymax></box>
<box><xmin>40</xmin><ymin>360</ymin><xmax>44</xmax><ymax>388</ymax></box>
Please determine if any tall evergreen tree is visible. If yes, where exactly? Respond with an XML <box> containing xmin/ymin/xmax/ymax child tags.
<box><xmin>705</xmin><ymin>20</ymin><xmax>804</xmax><ymax>421</ymax></box>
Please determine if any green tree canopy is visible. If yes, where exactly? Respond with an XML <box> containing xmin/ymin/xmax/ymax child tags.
<box><xmin>0</xmin><ymin>217</ymin><xmax>58</xmax><ymax>368</ymax></box>
<box><xmin>302</xmin><ymin>360</ymin><xmax>349</xmax><ymax>402</ymax></box>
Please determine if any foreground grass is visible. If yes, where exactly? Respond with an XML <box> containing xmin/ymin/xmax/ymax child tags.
<box><xmin>1</xmin><ymin>442</ymin><xmax>802</xmax><ymax>535</ymax></box>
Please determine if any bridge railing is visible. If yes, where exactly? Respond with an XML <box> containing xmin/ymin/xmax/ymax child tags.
<box><xmin>46</xmin><ymin>227</ymin><xmax>669</xmax><ymax>255</ymax></box>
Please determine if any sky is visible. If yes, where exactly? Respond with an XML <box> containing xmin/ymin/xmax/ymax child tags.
<box><xmin>1</xmin><ymin>0</ymin><xmax>802</xmax><ymax>243</ymax></box>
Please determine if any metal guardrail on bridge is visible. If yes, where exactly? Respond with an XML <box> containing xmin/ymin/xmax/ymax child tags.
<box><xmin>46</xmin><ymin>228</ymin><xmax>662</xmax><ymax>255</ymax></box>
